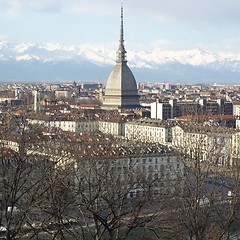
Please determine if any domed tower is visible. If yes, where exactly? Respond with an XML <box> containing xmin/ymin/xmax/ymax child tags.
<box><xmin>102</xmin><ymin>6</ymin><xmax>140</xmax><ymax>109</ymax></box>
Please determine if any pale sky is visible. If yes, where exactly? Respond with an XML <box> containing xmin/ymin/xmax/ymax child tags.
<box><xmin>1</xmin><ymin>0</ymin><xmax>240</xmax><ymax>52</ymax></box>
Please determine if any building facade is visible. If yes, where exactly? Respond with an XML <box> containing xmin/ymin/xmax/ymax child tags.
<box><xmin>171</xmin><ymin>125</ymin><xmax>234</xmax><ymax>166</ymax></box>
<box><xmin>125</xmin><ymin>119</ymin><xmax>172</xmax><ymax>144</ymax></box>
<box><xmin>74</xmin><ymin>144</ymin><xmax>184</xmax><ymax>198</ymax></box>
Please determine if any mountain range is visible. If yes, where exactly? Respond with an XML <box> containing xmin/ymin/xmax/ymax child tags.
<box><xmin>1</xmin><ymin>41</ymin><xmax>240</xmax><ymax>84</ymax></box>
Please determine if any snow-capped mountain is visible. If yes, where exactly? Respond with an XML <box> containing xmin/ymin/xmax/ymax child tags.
<box><xmin>1</xmin><ymin>41</ymin><xmax>240</xmax><ymax>83</ymax></box>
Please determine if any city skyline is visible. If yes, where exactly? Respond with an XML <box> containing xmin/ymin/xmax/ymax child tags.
<box><xmin>1</xmin><ymin>0</ymin><xmax>240</xmax><ymax>53</ymax></box>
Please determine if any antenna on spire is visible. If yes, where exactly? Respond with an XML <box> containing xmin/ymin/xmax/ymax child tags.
<box><xmin>116</xmin><ymin>4</ymin><xmax>127</xmax><ymax>63</ymax></box>
<box><xmin>120</xmin><ymin>3</ymin><xmax>124</xmax><ymax>44</ymax></box>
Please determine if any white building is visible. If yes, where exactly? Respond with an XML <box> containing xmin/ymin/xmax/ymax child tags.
<box><xmin>151</xmin><ymin>99</ymin><xmax>177</xmax><ymax>120</ymax></box>
<box><xmin>125</xmin><ymin>119</ymin><xmax>172</xmax><ymax>144</ymax></box>
<box><xmin>28</xmin><ymin>117</ymin><xmax>98</xmax><ymax>134</ymax></box>
<box><xmin>33</xmin><ymin>89</ymin><xmax>41</xmax><ymax>113</ymax></box>
<box><xmin>231</xmin><ymin>131</ymin><xmax>240</xmax><ymax>165</ymax></box>
<box><xmin>236</xmin><ymin>119</ymin><xmax>240</xmax><ymax>129</ymax></box>
<box><xmin>74</xmin><ymin>144</ymin><xmax>184</xmax><ymax>198</ymax></box>
<box><xmin>99</xmin><ymin>120</ymin><xmax>125</xmax><ymax>136</ymax></box>
<box><xmin>55</xmin><ymin>89</ymin><xmax>72</xmax><ymax>100</ymax></box>
<box><xmin>233</xmin><ymin>102</ymin><xmax>240</xmax><ymax>116</ymax></box>
<box><xmin>27</xmin><ymin>115</ymin><xmax>124</xmax><ymax>136</ymax></box>
<box><xmin>171</xmin><ymin>124</ymin><xmax>234</xmax><ymax>166</ymax></box>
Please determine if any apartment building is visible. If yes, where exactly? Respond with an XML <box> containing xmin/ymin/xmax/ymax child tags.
<box><xmin>230</xmin><ymin>131</ymin><xmax>240</xmax><ymax>165</ymax></box>
<box><xmin>171</xmin><ymin>124</ymin><xmax>234</xmax><ymax>166</ymax></box>
<box><xmin>151</xmin><ymin>98</ymin><xmax>233</xmax><ymax>120</ymax></box>
<box><xmin>125</xmin><ymin>119</ymin><xmax>173</xmax><ymax>144</ymax></box>
<box><xmin>98</xmin><ymin>120</ymin><xmax>125</xmax><ymax>136</ymax></box>
<box><xmin>233</xmin><ymin>102</ymin><xmax>240</xmax><ymax>116</ymax></box>
<box><xmin>27</xmin><ymin>116</ymin><xmax>98</xmax><ymax>133</ymax></box>
<box><xmin>74</xmin><ymin>143</ymin><xmax>183</xmax><ymax>198</ymax></box>
<box><xmin>0</xmin><ymin>126</ymin><xmax>184</xmax><ymax>199</ymax></box>
<box><xmin>151</xmin><ymin>99</ymin><xmax>177</xmax><ymax>120</ymax></box>
<box><xmin>27</xmin><ymin>113</ymin><xmax>127</xmax><ymax>136</ymax></box>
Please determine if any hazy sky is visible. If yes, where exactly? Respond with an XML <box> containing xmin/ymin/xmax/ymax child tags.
<box><xmin>1</xmin><ymin>0</ymin><xmax>240</xmax><ymax>52</ymax></box>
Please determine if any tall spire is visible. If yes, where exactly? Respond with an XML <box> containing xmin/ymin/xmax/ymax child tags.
<box><xmin>116</xmin><ymin>4</ymin><xmax>127</xmax><ymax>63</ymax></box>
<box><xmin>120</xmin><ymin>4</ymin><xmax>124</xmax><ymax>45</ymax></box>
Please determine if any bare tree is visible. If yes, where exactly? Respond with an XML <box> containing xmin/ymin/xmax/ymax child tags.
<box><xmin>67</xmin><ymin>154</ymin><xmax>153</xmax><ymax>240</ymax></box>
<box><xmin>152</xmin><ymin>124</ymin><xmax>240</xmax><ymax>240</ymax></box>
<box><xmin>0</xmin><ymin>123</ymin><xmax>56</xmax><ymax>239</ymax></box>
<box><xmin>0</xmin><ymin>112</ymin><xmax>68</xmax><ymax>240</ymax></box>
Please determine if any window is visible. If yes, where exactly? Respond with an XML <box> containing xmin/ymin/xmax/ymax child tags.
<box><xmin>130</xmin><ymin>191</ymin><xmax>134</xmax><ymax>198</ymax></box>
<box><xmin>160</xmin><ymin>165</ymin><xmax>165</xmax><ymax>176</ymax></box>
<box><xmin>147</xmin><ymin>173</ymin><xmax>152</xmax><ymax>181</ymax></box>
<box><xmin>123</xmin><ymin>167</ymin><xmax>128</xmax><ymax>174</ymax></box>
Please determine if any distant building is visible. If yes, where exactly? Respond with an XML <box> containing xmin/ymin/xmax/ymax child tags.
<box><xmin>177</xmin><ymin>101</ymin><xmax>202</xmax><ymax>116</ymax></box>
<box><xmin>199</xmin><ymin>98</ymin><xmax>233</xmax><ymax>115</ymax></box>
<box><xmin>236</xmin><ymin>119</ymin><xmax>240</xmax><ymax>129</ymax></box>
<box><xmin>125</xmin><ymin>119</ymin><xmax>173</xmax><ymax>144</ymax></box>
<box><xmin>172</xmin><ymin>124</ymin><xmax>234</xmax><ymax>166</ymax></box>
<box><xmin>231</xmin><ymin>131</ymin><xmax>240</xmax><ymax>164</ymax></box>
<box><xmin>45</xmin><ymin>84</ymin><xmax>61</xmax><ymax>91</ymax></box>
<box><xmin>55</xmin><ymin>89</ymin><xmax>72</xmax><ymax>100</ymax></box>
<box><xmin>33</xmin><ymin>89</ymin><xmax>41</xmax><ymax>113</ymax></box>
<box><xmin>10</xmin><ymin>99</ymin><xmax>24</xmax><ymax>107</ymax></box>
<box><xmin>27</xmin><ymin>113</ymin><xmax>126</xmax><ymax>136</ymax></box>
<box><xmin>151</xmin><ymin>98</ymin><xmax>233</xmax><ymax>120</ymax></box>
<box><xmin>233</xmin><ymin>102</ymin><xmax>240</xmax><ymax>116</ymax></box>
<box><xmin>102</xmin><ymin>6</ymin><xmax>140</xmax><ymax>110</ymax></box>
<box><xmin>178</xmin><ymin>115</ymin><xmax>236</xmax><ymax>128</ymax></box>
<box><xmin>151</xmin><ymin>99</ymin><xmax>177</xmax><ymax>120</ymax></box>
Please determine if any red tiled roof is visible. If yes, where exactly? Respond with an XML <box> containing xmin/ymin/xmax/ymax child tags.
<box><xmin>177</xmin><ymin>115</ymin><xmax>236</xmax><ymax>121</ymax></box>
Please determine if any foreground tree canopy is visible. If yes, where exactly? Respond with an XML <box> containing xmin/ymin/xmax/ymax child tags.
<box><xmin>0</xmin><ymin>115</ymin><xmax>239</xmax><ymax>240</ymax></box>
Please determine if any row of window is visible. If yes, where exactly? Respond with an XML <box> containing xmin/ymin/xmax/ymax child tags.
<box><xmin>131</xmin><ymin>157</ymin><xmax>172</xmax><ymax>164</ymax></box>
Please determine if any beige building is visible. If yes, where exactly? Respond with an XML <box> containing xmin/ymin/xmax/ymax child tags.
<box><xmin>233</xmin><ymin>102</ymin><xmax>240</xmax><ymax>116</ymax></box>
<box><xmin>55</xmin><ymin>89</ymin><xmax>72</xmax><ymax>99</ymax></box>
<box><xmin>171</xmin><ymin>124</ymin><xmax>234</xmax><ymax>166</ymax></box>
<box><xmin>0</xmin><ymin>128</ymin><xmax>184</xmax><ymax>198</ymax></box>
<box><xmin>125</xmin><ymin>119</ymin><xmax>172</xmax><ymax>144</ymax></box>
<box><xmin>74</xmin><ymin>144</ymin><xmax>183</xmax><ymax>198</ymax></box>
<box><xmin>231</xmin><ymin>131</ymin><xmax>240</xmax><ymax>165</ymax></box>
<box><xmin>99</xmin><ymin>120</ymin><xmax>125</xmax><ymax>136</ymax></box>
<box><xmin>27</xmin><ymin>114</ymin><xmax>124</xmax><ymax>136</ymax></box>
